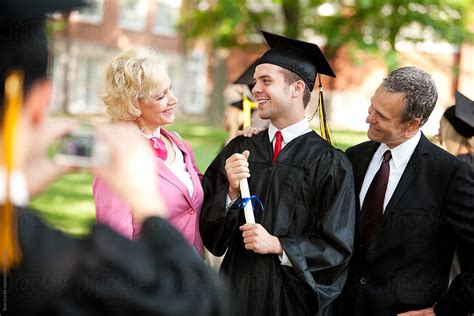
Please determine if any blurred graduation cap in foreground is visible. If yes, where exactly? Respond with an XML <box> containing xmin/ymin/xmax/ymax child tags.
<box><xmin>255</xmin><ymin>30</ymin><xmax>336</xmax><ymax>144</ymax></box>
<box><xmin>0</xmin><ymin>0</ymin><xmax>86</xmax><ymax>102</ymax></box>
<box><xmin>0</xmin><ymin>0</ymin><xmax>86</xmax><ymax>270</ymax></box>
<box><xmin>443</xmin><ymin>91</ymin><xmax>474</xmax><ymax>138</ymax></box>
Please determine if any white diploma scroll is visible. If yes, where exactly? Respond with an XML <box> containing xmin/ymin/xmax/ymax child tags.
<box><xmin>240</xmin><ymin>178</ymin><xmax>255</xmax><ymax>223</ymax></box>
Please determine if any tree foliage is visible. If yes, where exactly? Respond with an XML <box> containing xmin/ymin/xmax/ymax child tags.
<box><xmin>179</xmin><ymin>0</ymin><xmax>473</xmax><ymax>67</ymax></box>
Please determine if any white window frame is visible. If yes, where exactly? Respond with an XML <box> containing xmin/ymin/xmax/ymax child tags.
<box><xmin>118</xmin><ymin>0</ymin><xmax>149</xmax><ymax>32</ymax></box>
<box><xmin>152</xmin><ymin>0</ymin><xmax>181</xmax><ymax>36</ymax></box>
<box><xmin>73</xmin><ymin>0</ymin><xmax>104</xmax><ymax>25</ymax></box>
<box><xmin>184</xmin><ymin>51</ymin><xmax>207</xmax><ymax>114</ymax></box>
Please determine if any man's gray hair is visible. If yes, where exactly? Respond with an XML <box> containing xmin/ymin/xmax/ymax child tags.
<box><xmin>382</xmin><ymin>66</ymin><xmax>438</xmax><ymax>127</ymax></box>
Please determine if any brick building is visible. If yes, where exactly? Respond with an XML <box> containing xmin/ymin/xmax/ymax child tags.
<box><xmin>50</xmin><ymin>0</ymin><xmax>208</xmax><ymax>115</ymax></box>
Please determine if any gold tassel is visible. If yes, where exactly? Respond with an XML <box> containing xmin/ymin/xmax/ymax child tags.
<box><xmin>317</xmin><ymin>75</ymin><xmax>333</xmax><ymax>146</ymax></box>
<box><xmin>242</xmin><ymin>94</ymin><xmax>257</xmax><ymax>128</ymax></box>
<box><xmin>1</xmin><ymin>70</ymin><xmax>24</xmax><ymax>271</ymax></box>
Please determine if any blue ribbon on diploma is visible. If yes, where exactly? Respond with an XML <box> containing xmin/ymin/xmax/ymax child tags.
<box><xmin>238</xmin><ymin>195</ymin><xmax>264</xmax><ymax>212</ymax></box>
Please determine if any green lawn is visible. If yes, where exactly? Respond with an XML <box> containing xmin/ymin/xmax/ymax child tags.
<box><xmin>30</xmin><ymin>123</ymin><xmax>367</xmax><ymax>235</ymax></box>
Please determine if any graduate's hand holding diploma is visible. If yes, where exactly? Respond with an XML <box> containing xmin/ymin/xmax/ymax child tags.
<box><xmin>224</xmin><ymin>150</ymin><xmax>283</xmax><ymax>255</ymax></box>
<box><xmin>225</xmin><ymin>150</ymin><xmax>251</xmax><ymax>200</ymax></box>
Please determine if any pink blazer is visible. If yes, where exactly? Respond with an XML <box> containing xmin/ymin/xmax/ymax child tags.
<box><xmin>93</xmin><ymin>128</ymin><xmax>204</xmax><ymax>256</ymax></box>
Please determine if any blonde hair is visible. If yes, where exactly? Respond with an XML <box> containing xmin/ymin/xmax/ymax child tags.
<box><xmin>101</xmin><ymin>47</ymin><xmax>169</xmax><ymax>122</ymax></box>
<box><xmin>440</xmin><ymin>116</ymin><xmax>474</xmax><ymax>155</ymax></box>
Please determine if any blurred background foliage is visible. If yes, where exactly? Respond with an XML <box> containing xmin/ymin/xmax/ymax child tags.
<box><xmin>180</xmin><ymin>0</ymin><xmax>472</xmax><ymax>68</ymax></box>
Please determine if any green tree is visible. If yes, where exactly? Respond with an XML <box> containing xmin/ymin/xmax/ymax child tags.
<box><xmin>180</xmin><ymin>0</ymin><xmax>472</xmax><ymax>119</ymax></box>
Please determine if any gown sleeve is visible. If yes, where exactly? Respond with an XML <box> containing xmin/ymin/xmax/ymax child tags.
<box><xmin>9</xmin><ymin>208</ymin><xmax>229</xmax><ymax>316</ymax></box>
<box><xmin>200</xmin><ymin>140</ymin><xmax>242</xmax><ymax>256</ymax></box>
<box><xmin>278</xmin><ymin>149</ymin><xmax>356</xmax><ymax>310</ymax></box>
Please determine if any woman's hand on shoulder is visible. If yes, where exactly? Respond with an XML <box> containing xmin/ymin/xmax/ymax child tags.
<box><xmin>236</xmin><ymin>126</ymin><xmax>264</xmax><ymax>138</ymax></box>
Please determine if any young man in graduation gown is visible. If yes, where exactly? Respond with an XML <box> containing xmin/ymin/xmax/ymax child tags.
<box><xmin>200</xmin><ymin>31</ymin><xmax>356</xmax><ymax>315</ymax></box>
<box><xmin>333</xmin><ymin>67</ymin><xmax>474</xmax><ymax>316</ymax></box>
<box><xmin>0</xmin><ymin>1</ymin><xmax>227</xmax><ymax>315</ymax></box>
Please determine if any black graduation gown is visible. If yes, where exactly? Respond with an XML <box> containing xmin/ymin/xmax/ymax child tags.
<box><xmin>200</xmin><ymin>130</ymin><xmax>356</xmax><ymax>316</ymax></box>
<box><xmin>4</xmin><ymin>207</ymin><xmax>228</xmax><ymax>316</ymax></box>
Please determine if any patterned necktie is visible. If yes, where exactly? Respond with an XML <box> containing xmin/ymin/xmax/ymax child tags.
<box><xmin>149</xmin><ymin>136</ymin><xmax>168</xmax><ymax>160</ymax></box>
<box><xmin>361</xmin><ymin>150</ymin><xmax>392</xmax><ymax>247</ymax></box>
<box><xmin>272</xmin><ymin>131</ymin><xmax>283</xmax><ymax>162</ymax></box>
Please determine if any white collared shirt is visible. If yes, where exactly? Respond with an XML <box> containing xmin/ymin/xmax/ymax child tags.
<box><xmin>142</xmin><ymin>127</ymin><xmax>194</xmax><ymax>197</ymax></box>
<box><xmin>359</xmin><ymin>131</ymin><xmax>421</xmax><ymax>212</ymax></box>
<box><xmin>268</xmin><ymin>119</ymin><xmax>312</xmax><ymax>151</ymax></box>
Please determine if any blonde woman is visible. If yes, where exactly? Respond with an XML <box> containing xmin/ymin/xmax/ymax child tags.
<box><xmin>93</xmin><ymin>47</ymin><xmax>204</xmax><ymax>256</ymax></box>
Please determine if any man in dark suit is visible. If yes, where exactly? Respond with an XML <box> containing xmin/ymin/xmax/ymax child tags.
<box><xmin>334</xmin><ymin>66</ymin><xmax>473</xmax><ymax>316</ymax></box>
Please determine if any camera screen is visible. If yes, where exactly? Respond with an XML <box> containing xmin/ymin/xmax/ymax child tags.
<box><xmin>54</xmin><ymin>129</ymin><xmax>98</xmax><ymax>167</ymax></box>
<box><xmin>58</xmin><ymin>133</ymin><xmax>94</xmax><ymax>158</ymax></box>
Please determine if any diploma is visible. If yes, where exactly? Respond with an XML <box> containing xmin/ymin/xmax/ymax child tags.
<box><xmin>240</xmin><ymin>178</ymin><xmax>255</xmax><ymax>223</ymax></box>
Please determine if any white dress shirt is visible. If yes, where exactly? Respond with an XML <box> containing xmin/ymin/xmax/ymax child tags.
<box><xmin>267</xmin><ymin>119</ymin><xmax>312</xmax><ymax>151</ymax></box>
<box><xmin>359</xmin><ymin>131</ymin><xmax>421</xmax><ymax>212</ymax></box>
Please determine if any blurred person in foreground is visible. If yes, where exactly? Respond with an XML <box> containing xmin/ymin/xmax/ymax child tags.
<box><xmin>93</xmin><ymin>48</ymin><xmax>205</xmax><ymax>256</ymax></box>
<box><xmin>333</xmin><ymin>67</ymin><xmax>474</xmax><ymax>316</ymax></box>
<box><xmin>200</xmin><ymin>31</ymin><xmax>355</xmax><ymax>315</ymax></box>
<box><xmin>0</xmin><ymin>1</ymin><xmax>227</xmax><ymax>315</ymax></box>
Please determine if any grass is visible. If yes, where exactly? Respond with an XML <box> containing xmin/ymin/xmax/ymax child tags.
<box><xmin>30</xmin><ymin>123</ymin><xmax>367</xmax><ymax>236</ymax></box>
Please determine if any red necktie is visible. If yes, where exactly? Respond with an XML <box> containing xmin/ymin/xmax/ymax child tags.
<box><xmin>149</xmin><ymin>136</ymin><xmax>168</xmax><ymax>160</ymax></box>
<box><xmin>361</xmin><ymin>150</ymin><xmax>392</xmax><ymax>247</ymax></box>
<box><xmin>272</xmin><ymin>131</ymin><xmax>283</xmax><ymax>162</ymax></box>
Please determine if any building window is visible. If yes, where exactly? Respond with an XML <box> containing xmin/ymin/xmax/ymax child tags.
<box><xmin>73</xmin><ymin>0</ymin><xmax>104</xmax><ymax>24</ymax></box>
<box><xmin>118</xmin><ymin>0</ymin><xmax>148</xmax><ymax>31</ymax></box>
<box><xmin>184</xmin><ymin>52</ymin><xmax>207</xmax><ymax>114</ymax></box>
<box><xmin>152</xmin><ymin>0</ymin><xmax>181</xmax><ymax>36</ymax></box>
<box><xmin>70</xmin><ymin>57</ymin><xmax>104</xmax><ymax>113</ymax></box>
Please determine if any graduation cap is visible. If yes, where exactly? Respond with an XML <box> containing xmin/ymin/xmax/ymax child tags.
<box><xmin>443</xmin><ymin>91</ymin><xmax>474</xmax><ymax>138</ymax></box>
<box><xmin>256</xmin><ymin>30</ymin><xmax>336</xmax><ymax>91</ymax></box>
<box><xmin>0</xmin><ymin>0</ymin><xmax>86</xmax><ymax>102</ymax></box>
<box><xmin>0</xmin><ymin>0</ymin><xmax>86</xmax><ymax>270</ymax></box>
<box><xmin>233</xmin><ymin>59</ymin><xmax>260</xmax><ymax>91</ymax></box>
<box><xmin>230</xmin><ymin>100</ymin><xmax>244</xmax><ymax>110</ymax></box>
<box><xmin>256</xmin><ymin>30</ymin><xmax>336</xmax><ymax>144</ymax></box>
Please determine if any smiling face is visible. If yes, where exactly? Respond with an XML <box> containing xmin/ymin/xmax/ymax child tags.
<box><xmin>137</xmin><ymin>75</ymin><xmax>177</xmax><ymax>134</ymax></box>
<box><xmin>252</xmin><ymin>63</ymin><xmax>305</xmax><ymax>129</ymax></box>
<box><xmin>366</xmin><ymin>85</ymin><xmax>420</xmax><ymax>148</ymax></box>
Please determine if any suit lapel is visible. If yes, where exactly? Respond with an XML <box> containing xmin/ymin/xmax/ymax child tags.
<box><xmin>351</xmin><ymin>142</ymin><xmax>379</xmax><ymax>198</ymax></box>
<box><xmin>350</xmin><ymin>142</ymin><xmax>380</xmax><ymax>238</ymax></box>
<box><xmin>382</xmin><ymin>134</ymin><xmax>429</xmax><ymax>218</ymax></box>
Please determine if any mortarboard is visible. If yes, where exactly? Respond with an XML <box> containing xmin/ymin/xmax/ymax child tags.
<box><xmin>0</xmin><ymin>0</ymin><xmax>86</xmax><ymax>102</ymax></box>
<box><xmin>255</xmin><ymin>30</ymin><xmax>336</xmax><ymax>91</ymax></box>
<box><xmin>230</xmin><ymin>100</ymin><xmax>244</xmax><ymax>111</ymax></box>
<box><xmin>233</xmin><ymin>59</ymin><xmax>260</xmax><ymax>91</ymax></box>
<box><xmin>443</xmin><ymin>91</ymin><xmax>474</xmax><ymax>138</ymax></box>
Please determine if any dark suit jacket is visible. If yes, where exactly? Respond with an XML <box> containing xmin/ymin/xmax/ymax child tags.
<box><xmin>334</xmin><ymin>133</ymin><xmax>474</xmax><ymax>316</ymax></box>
